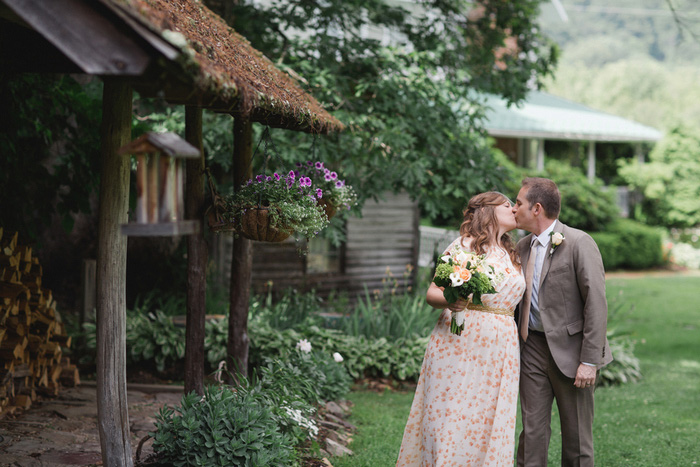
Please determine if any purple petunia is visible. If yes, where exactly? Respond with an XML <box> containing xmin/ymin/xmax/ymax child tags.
<box><xmin>256</xmin><ymin>174</ymin><xmax>265</xmax><ymax>182</ymax></box>
<box><xmin>316</xmin><ymin>189</ymin><xmax>323</xmax><ymax>198</ymax></box>
<box><xmin>288</xmin><ymin>170</ymin><xmax>296</xmax><ymax>180</ymax></box>
<box><xmin>335</xmin><ymin>180</ymin><xmax>345</xmax><ymax>188</ymax></box>
<box><xmin>324</xmin><ymin>173</ymin><xmax>332</xmax><ymax>181</ymax></box>
<box><xmin>330</xmin><ymin>172</ymin><xmax>338</xmax><ymax>180</ymax></box>
<box><xmin>315</xmin><ymin>161</ymin><xmax>324</xmax><ymax>170</ymax></box>
<box><xmin>274</xmin><ymin>173</ymin><xmax>281</xmax><ymax>181</ymax></box>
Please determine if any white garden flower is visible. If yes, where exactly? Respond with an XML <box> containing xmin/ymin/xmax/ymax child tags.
<box><xmin>296</xmin><ymin>338</ymin><xmax>312</xmax><ymax>353</ymax></box>
<box><xmin>333</xmin><ymin>352</ymin><xmax>344</xmax><ymax>363</ymax></box>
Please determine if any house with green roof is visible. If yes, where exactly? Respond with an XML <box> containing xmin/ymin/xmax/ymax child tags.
<box><xmin>481</xmin><ymin>90</ymin><xmax>663</xmax><ymax>184</ymax></box>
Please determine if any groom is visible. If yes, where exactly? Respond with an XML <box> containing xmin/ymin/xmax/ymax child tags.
<box><xmin>512</xmin><ymin>177</ymin><xmax>613</xmax><ymax>467</ymax></box>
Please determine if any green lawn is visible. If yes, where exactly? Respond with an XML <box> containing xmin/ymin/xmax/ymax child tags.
<box><xmin>331</xmin><ymin>275</ymin><xmax>700</xmax><ymax>466</ymax></box>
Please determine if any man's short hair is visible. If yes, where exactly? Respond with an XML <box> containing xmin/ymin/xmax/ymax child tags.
<box><xmin>522</xmin><ymin>177</ymin><xmax>561</xmax><ymax>219</ymax></box>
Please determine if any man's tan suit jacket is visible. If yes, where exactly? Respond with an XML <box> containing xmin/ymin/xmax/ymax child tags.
<box><xmin>517</xmin><ymin>220</ymin><xmax>613</xmax><ymax>378</ymax></box>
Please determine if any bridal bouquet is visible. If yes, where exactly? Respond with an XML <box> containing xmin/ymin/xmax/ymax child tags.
<box><xmin>433</xmin><ymin>245</ymin><xmax>503</xmax><ymax>335</ymax></box>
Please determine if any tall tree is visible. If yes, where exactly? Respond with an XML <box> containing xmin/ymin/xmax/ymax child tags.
<box><xmin>205</xmin><ymin>0</ymin><xmax>557</xmax><ymax>225</ymax></box>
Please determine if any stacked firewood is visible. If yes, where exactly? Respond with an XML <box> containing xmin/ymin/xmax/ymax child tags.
<box><xmin>0</xmin><ymin>228</ymin><xmax>79</xmax><ymax>418</ymax></box>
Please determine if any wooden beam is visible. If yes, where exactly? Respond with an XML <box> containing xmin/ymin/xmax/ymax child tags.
<box><xmin>3</xmin><ymin>0</ymin><xmax>150</xmax><ymax>75</ymax></box>
<box><xmin>228</xmin><ymin>117</ymin><xmax>253</xmax><ymax>380</ymax></box>
<box><xmin>184</xmin><ymin>106</ymin><xmax>207</xmax><ymax>396</ymax></box>
<box><xmin>96</xmin><ymin>78</ymin><xmax>133</xmax><ymax>467</ymax></box>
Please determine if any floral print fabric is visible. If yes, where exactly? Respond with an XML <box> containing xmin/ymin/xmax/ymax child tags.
<box><xmin>397</xmin><ymin>238</ymin><xmax>526</xmax><ymax>466</ymax></box>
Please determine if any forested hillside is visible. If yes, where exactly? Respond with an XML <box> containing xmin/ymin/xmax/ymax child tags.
<box><xmin>538</xmin><ymin>0</ymin><xmax>700</xmax><ymax>129</ymax></box>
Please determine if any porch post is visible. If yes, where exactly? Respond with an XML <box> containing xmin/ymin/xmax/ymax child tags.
<box><xmin>228</xmin><ymin>117</ymin><xmax>253</xmax><ymax>380</ymax></box>
<box><xmin>184</xmin><ymin>106</ymin><xmax>207</xmax><ymax>395</ymax></box>
<box><xmin>96</xmin><ymin>78</ymin><xmax>133</xmax><ymax>467</ymax></box>
<box><xmin>587</xmin><ymin>140</ymin><xmax>596</xmax><ymax>183</ymax></box>
<box><xmin>536</xmin><ymin>138</ymin><xmax>545</xmax><ymax>171</ymax></box>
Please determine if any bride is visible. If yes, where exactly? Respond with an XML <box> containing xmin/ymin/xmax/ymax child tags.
<box><xmin>396</xmin><ymin>191</ymin><xmax>525</xmax><ymax>466</ymax></box>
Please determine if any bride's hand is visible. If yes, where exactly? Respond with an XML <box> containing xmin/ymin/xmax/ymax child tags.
<box><xmin>449</xmin><ymin>298</ymin><xmax>469</xmax><ymax>312</ymax></box>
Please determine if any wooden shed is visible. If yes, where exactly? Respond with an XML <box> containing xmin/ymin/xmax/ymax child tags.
<box><xmin>1</xmin><ymin>0</ymin><xmax>342</xmax><ymax>465</ymax></box>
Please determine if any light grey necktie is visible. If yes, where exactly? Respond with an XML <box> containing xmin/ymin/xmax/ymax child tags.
<box><xmin>519</xmin><ymin>238</ymin><xmax>537</xmax><ymax>341</ymax></box>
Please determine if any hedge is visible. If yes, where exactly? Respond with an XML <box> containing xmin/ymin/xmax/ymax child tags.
<box><xmin>590</xmin><ymin>219</ymin><xmax>664</xmax><ymax>270</ymax></box>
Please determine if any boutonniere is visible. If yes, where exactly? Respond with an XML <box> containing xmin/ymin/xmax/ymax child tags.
<box><xmin>549</xmin><ymin>231</ymin><xmax>565</xmax><ymax>255</ymax></box>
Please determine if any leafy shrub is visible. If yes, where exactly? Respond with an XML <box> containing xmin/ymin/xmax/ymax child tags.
<box><xmin>249</xmin><ymin>322</ymin><xmax>429</xmax><ymax>381</ymax></box>
<box><xmin>126</xmin><ymin>309</ymin><xmax>185</xmax><ymax>373</ymax></box>
<box><xmin>152</xmin><ymin>385</ymin><xmax>297</xmax><ymax>466</ymax></box>
<box><xmin>591</xmin><ymin>219</ymin><xmax>663</xmax><ymax>270</ymax></box>
<box><xmin>599</xmin><ymin>337</ymin><xmax>642</xmax><ymax>386</ymax></box>
<box><xmin>79</xmin><ymin>287</ymin><xmax>440</xmax><ymax>382</ymax></box>
<box><xmin>618</xmin><ymin>125</ymin><xmax>700</xmax><ymax>228</ymax></box>
<box><xmin>598</xmin><ymin>295</ymin><xmax>642</xmax><ymax>386</ymax></box>
<box><xmin>510</xmin><ymin>160</ymin><xmax>619</xmax><ymax>231</ymax></box>
<box><xmin>589</xmin><ymin>232</ymin><xmax>624</xmax><ymax>270</ymax></box>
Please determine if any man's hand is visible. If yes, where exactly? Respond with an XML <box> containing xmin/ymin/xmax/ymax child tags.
<box><xmin>574</xmin><ymin>363</ymin><xmax>597</xmax><ymax>389</ymax></box>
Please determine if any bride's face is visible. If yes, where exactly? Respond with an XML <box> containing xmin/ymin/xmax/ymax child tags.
<box><xmin>494</xmin><ymin>199</ymin><xmax>517</xmax><ymax>233</ymax></box>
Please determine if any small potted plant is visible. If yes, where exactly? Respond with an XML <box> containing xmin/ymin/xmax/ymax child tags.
<box><xmin>218</xmin><ymin>171</ymin><xmax>330</xmax><ymax>242</ymax></box>
<box><xmin>295</xmin><ymin>161</ymin><xmax>357</xmax><ymax>219</ymax></box>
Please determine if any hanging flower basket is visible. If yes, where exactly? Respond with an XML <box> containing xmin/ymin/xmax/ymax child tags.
<box><xmin>295</xmin><ymin>161</ymin><xmax>357</xmax><ymax>217</ymax></box>
<box><xmin>214</xmin><ymin>171</ymin><xmax>330</xmax><ymax>242</ymax></box>
<box><xmin>318</xmin><ymin>198</ymin><xmax>337</xmax><ymax>220</ymax></box>
<box><xmin>238</xmin><ymin>207</ymin><xmax>293</xmax><ymax>242</ymax></box>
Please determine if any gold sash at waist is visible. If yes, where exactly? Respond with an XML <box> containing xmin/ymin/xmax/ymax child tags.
<box><xmin>466</xmin><ymin>304</ymin><xmax>514</xmax><ymax>317</ymax></box>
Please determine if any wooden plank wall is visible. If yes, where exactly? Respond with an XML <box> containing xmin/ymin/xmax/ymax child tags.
<box><xmin>212</xmin><ymin>192</ymin><xmax>419</xmax><ymax>301</ymax></box>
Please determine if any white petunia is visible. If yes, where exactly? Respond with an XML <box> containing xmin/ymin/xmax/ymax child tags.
<box><xmin>333</xmin><ymin>352</ymin><xmax>344</xmax><ymax>363</ymax></box>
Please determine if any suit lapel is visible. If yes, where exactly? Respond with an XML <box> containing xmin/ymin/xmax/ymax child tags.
<box><xmin>521</xmin><ymin>233</ymin><xmax>534</xmax><ymax>266</ymax></box>
<box><xmin>538</xmin><ymin>220</ymin><xmax>563</xmax><ymax>289</ymax></box>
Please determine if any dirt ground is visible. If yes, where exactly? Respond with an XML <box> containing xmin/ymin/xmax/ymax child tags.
<box><xmin>0</xmin><ymin>382</ymin><xmax>183</xmax><ymax>467</ymax></box>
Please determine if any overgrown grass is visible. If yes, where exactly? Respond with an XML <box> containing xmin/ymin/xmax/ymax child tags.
<box><xmin>332</xmin><ymin>275</ymin><xmax>700</xmax><ymax>466</ymax></box>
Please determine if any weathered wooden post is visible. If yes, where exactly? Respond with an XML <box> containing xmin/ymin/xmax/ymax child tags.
<box><xmin>228</xmin><ymin>117</ymin><xmax>253</xmax><ymax>380</ymax></box>
<box><xmin>184</xmin><ymin>106</ymin><xmax>207</xmax><ymax>395</ymax></box>
<box><xmin>96</xmin><ymin>78</ymin><xmax>133</xmax><ymax>467</ymax></box>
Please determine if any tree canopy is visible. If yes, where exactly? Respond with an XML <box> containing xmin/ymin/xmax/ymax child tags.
<box><xmin>201</xmin><ymin>0</ymin><xmax>557</xmax><ymax>227</ymax></box>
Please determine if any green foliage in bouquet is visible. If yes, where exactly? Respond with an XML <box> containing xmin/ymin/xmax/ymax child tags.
<box><xmin>222</xmin><ymin>171</ymin><xmax>329</xmax><ymax>239</ymax></box>
<box><xmin>433</xmin><ymin>259</ymin><xmax>497</xmax><ymax>305</ymax></box>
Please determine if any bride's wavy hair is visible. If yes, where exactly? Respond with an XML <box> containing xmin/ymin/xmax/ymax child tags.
<box><xmin>459</xmin><ymin>191</ymin><xmax>520</xmax><ymax>269</ymax></box>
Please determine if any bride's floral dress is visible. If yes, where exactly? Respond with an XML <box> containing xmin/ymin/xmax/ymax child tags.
<box><xmin>396</xmin><ymin>238</ymin><xmax>526</xmax><ymax>467</ymax></box>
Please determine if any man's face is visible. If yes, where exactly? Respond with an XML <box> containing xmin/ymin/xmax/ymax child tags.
<box><xmin>513</xmin><ymin>186</ymin><xmax>536</xmax><ymax>232</ymax></box>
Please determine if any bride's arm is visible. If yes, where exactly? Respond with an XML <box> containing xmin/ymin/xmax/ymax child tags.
<box><xmin>426</xmin><ymin>283</ymin><xmax>468</xmax><ymax>311</ymax></box>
